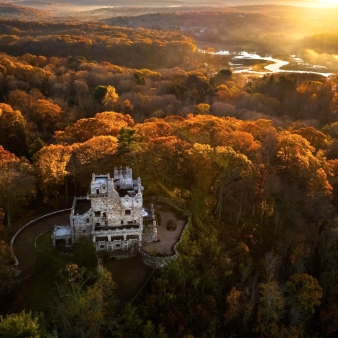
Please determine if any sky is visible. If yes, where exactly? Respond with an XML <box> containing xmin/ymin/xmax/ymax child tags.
<box><xmin>11</xmin><ymin>0</ymin><xmax>338</xmax><ymax>9</ymax></box>
<box><xmin>202</xmin><ymin>0</ymin><xmax>338</xmax><ymax>7</ymax></box>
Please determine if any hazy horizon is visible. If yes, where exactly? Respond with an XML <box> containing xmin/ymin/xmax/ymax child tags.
<box><xmin>10</xmin><ymin>0</ymin><xmax>337</xmax><ymax>8</ymax></box>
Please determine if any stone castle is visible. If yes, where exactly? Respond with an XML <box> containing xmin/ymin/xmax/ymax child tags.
<box><xmin>52</xmin><ymin>167</ymin><xmax>157</xmax><ymax>254</ymax></box>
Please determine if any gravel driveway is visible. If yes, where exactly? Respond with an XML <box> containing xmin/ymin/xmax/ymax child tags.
<box><xmin>13</xmin><ymin>211</ymin><xmax>70</xmax><ymax>277</ymax></box>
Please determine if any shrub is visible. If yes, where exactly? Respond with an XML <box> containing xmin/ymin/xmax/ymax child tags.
<box><xmin>166</xmin><ymin>219</ymin><xmax>177</xmax><ymax>231</ymax></box>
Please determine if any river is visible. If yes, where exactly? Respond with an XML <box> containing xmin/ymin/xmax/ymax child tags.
<box><xmin>215</xmin><ymin>51</ymin><xmax>333</xmax><ymax>77</ymax></box>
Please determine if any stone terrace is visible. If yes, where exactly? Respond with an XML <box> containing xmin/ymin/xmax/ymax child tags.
<box><xmin>142</xmin><ymin>209</ymin><xmax>186</xmax><ymax>256</ymax></box>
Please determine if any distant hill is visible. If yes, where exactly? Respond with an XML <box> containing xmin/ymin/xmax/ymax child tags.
<box><xmin>0</xmin><ymin>19</ymin><xmax>196</xmax><ymax>68</ymax></box>
<box><xmin>0</xmin><ymin>3</ymin><xmax>50</xmax><ymax>19</ymax></box>
<box><xmin>8</xmin><ymin>0</ymin><xmax>325</xmax><ymax>6</ymax></box>
<box><xmin>1</xmin><ymin>1</ymin><xmax>330</xmax><ymax>21</ymax></box>
<box><xmin>100</xmin><ymin>6</ymin><xmax>338</xmax><ymax>54</ymax></box>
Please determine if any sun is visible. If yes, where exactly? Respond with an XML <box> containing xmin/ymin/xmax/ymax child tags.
<box><xmin>317</xmin><ymin>0</ymin><xmax>338</xmax><ymax>6</ymax></box>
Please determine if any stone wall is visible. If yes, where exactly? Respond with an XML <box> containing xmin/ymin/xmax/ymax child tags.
<box><xmin>90</xmin><ymin>177</ymin><xmax>143</xmax><ymax>229</ymax></box>
<box><xmin>142</xmin><ymin>233</ymin><xmax>157</xmax><ymax>243</ymax></box>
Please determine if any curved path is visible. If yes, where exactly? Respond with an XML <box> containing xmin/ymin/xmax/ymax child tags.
<box><xmin>12</xmin><ymin>210</ymin><xmax>70</xmax><ymax>278</ymax></box>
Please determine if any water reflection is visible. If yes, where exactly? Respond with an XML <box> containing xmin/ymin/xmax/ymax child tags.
<box><xmin>210</xmin><ymin>50</ymin><xmax>333</xmax><ymax>77</ymax></box>
<box><xmin>231</xmin><ymin>52</ymin><xmax>332</xmax><ymax>77</ymax></box>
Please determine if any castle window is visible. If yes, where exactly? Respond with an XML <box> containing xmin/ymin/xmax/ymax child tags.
<box><xmin>102</xmin><ymin>185</ymin><xmax>106</xmax><ymax>190</ymax></box>
<box><xmin>127</xmin><ymin>235</ymin><xmax>139</xmax><ymax>240</ymax></box>
<box><xmin>96</xmin><ymin>189</ymin><xmax>99</xmax><ymax>194</ymax></box>
<box><xmin>125</xmin><ymin>209</ymin><xmax>131</xmax><ymax>215</ymax></box>
<box><xmin>94</xmin><ymin>211</ymin><xmax>100</xmax><ymax>217</ymax></box>
<box><xmin>121</xmin><ymin>220</ymin><xmax>123</xmax><ymax>224</ymax></box>
<box><xmin>105</xmin><ymin>221</ymin><xmax>107</xmax><ymax>225</ymax></box>
<box><xmin>87</xmin><ymin>218</ymin><xmax>89</xmax><ymax>223</ymax></box>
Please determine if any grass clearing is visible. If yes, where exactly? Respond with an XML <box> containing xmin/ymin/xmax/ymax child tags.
<box><xmin>36</xmin><ymin>231</ymin><xmax>53</xmax><ymax>249</ymax></box>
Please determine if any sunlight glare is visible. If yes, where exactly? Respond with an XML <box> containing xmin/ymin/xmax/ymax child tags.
<box><xmin>317</xmin><ymin>0</ymin><xmax>338</xmax><ymax>7</ymax></box>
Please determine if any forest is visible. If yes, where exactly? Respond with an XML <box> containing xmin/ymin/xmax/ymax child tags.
<box><xmin>1</xmin><ymin>5</ymin><xmax>338</xmax><ymax>338</ymax></box>
<box><xmin>104</xmin><ymin>6</ymin><xmax>338</xmax><ymax>56</ymax></box>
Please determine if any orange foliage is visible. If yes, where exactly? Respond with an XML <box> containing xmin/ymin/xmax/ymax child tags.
<box><xmin>55</xmin><ymin>112</ymin><xmax>134</xmax><ymax>144</ymax></box>
<box><xmin>0</xmin><ymin>145</ymin><xmax>18</xmax><ymax>166</ymax></box>
<box><xmin>34</xmin><ymin>144</ymin><xmax>72</xmax><ymax>192</ymax></box>
<box><xmin>239</xmin><ymin>119</ymin><xmax>276</xmax><ymax>140</ymax></box>
<box><xmin>292</xmin><ymin>127</ymin><xmax>329</xmax><ymax>150</ymax></box>
<box><xmin>135</xmin><ymin>119</ymin><xmax>174</xmax><ymax>141</ymax></box>
<box><xmin>71</xmin><ymin>136</ymin><xmax>119</xmax><ymax>166</ymax></box>
<box><xmin>214</xmin><ymin>130</ymin><xmax>261</xmax><ymax>156</ymax></box>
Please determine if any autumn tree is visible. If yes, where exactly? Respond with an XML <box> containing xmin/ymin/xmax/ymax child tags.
<box><xmin>193</xmin><ymin>103</ymin><xmax>210</xmax><ymax>115</ymax></box>
<box><xmin>209</xmin><ymin>68</ymin><xmax>232</xmax><ymax>87</ymax></box>
<box><xmin>256</xmin><ymin>280</ymin><xmax>285</xmax><ymax>337</ymax></box>
<box><xmin>212</xmin><ymin>146</ymin><xmax>254</xmax><ymax>223</ymax></box>
<box><xmin>135</xmin><ymin>119</ymin><xmax>173</xmax><ymax>141</ymax></box>
<box><xmin>51</xmin><ymin>264</ymin><xmax>116</xmax><ymax>337</ymax></box>
<box><xmin>0</xmin><ymin>146</ymin><xmax>34</xmax><ymax>228</ymax></box>
<box><xmin>0</xmin><ymin>103</ymin><xmax>28</xmax><ymax>156</ymax></box>
<box><xmin>30</xmin><ymin>99</ymin><xmax>62</xmax><ymax>140</ymax></box>
<box><xmin>0</xmin><ymin>209</ymin><xmax>15</xmax><ymax>303</ymax></box>
<box><xmin>287</xmin><ymin>273</ymin><xmax>323</xmax><ymax>313</ymax></box>
<box><xmin>54</xmin><ymin>112</ymin><xmax>134</xmax><ymax>144</ymax></box>
<box><xmin>68</xmin><ymin>136</ymin><xmax>119</xmax><ymax>192</ymax></box>
<box><xmin>292</xmin><ymin>127</ymin><xmax>329</xmax><ymax>150</ymax></box>
<box><xmin>34</xmin><ymin>144</ymin><xmax>72</xmax><ymax>206</ymax></box>
<box><xmin>0</xmin><ymin>311</ymin><xmax>42</xmax><ymax>338</ymax></box>
<box><xmin>102</xmin><ymin>85</ymin><xmax>119</xmax><ymax>111</ymax></box>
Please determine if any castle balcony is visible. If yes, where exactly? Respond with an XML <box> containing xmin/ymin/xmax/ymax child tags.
<box><xmin>93</xmin><ymin>227</ymin><xmax>141</xmax><ymax>234</ymax></box>
<box><xmin>94</xmin><ymin>224</ymin><xmax>140</xmax><ymax>231</ymax></box>
<box><xmin>93</xmin><ymin>231</ymin><xmax>140</xmax><ymax>242</ymax></box>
